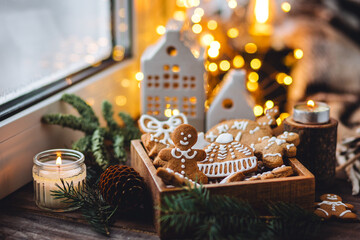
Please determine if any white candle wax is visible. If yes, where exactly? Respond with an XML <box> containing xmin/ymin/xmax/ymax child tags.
<box><xmin>33</xmin><ymin>150</ymin><xmax>86</xmax><ymax>212</ymax></box>
<box><xmin>293</xmin><ymin>101</ymin><xmax>330</xmax><ymax>124</ymax></box>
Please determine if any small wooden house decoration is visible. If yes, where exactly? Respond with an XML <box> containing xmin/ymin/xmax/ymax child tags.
<box><xmin>141</xmin><ymin>20</ymin><xmax>206</xmax><ymax>131</ymax></box>
<box><xmin>206</xmin><ymin>69</ymin><xmax>254</xmax><ymax>130</ymax></box>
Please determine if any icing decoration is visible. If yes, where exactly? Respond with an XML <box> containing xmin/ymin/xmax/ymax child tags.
<box><xmin>215</xmin><ymin>133</ymin><xmax>234</xmax><ymax>144</ymax></box>
<box><xmin>217</xmin><ymin>124</ymin><xmax>229</xmax><ymax>134</ymax></box>
<box><xmin>249</xmin><ymin>126</ymin><xmax>260</xmax><ymax>134</ymax></box>
<box><xmin>235</xmin><ymin>132</ymin><xmax>242</xmax><ymax>141</ymax></box>
<box><xmin>264</xmin><ymin>153</ymin><xmax>282</xmax><ymax>158</ymax></box>
<box><xmin>231</xmin><ymin>120</ymin><xmax>248</xmax><ymax>130</ymax></box>
<box><xmin>286</xmin><ymin>143</ymin><xmax>295</xmax><ymax>150</ymax></box>
<box><xmin>198</xmin><ymin>157</ymin><xmax>257</xmax><ymax>178</ymax></box>
<box><xmin>171</xmin><ymin>148</ymin><xmax>197</xmax><ymax>159</ymax></box>
<box><xmin>139</xmin><ymin>113</ymin><xmax>187</xmax><ymax>145</ymax></box>
<box><xmin>206</xmin><ymin>131</ymin><xmax>218</xmax><ymax>142</ymax></box>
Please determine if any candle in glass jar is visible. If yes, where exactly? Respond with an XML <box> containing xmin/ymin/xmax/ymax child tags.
<box><xmin>293</xmin><ymin>100</ymin><xmax>330</xmax><ymax>124</ymax></box>
<box><xmin>33</xmin><ymin>149</ymin><xmax>86</xmax><ymax>212</ymax></box>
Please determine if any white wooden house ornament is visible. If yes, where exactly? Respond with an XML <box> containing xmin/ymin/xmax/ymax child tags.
<box><xmin>141</xmin><ymin>20</ymin><xmax>206</xmax><ymax>131</ymax></box>
<box><xmin>206</xmin><ymin>69</ymin><xmax>254</xmax><ymax>130</ymax></box>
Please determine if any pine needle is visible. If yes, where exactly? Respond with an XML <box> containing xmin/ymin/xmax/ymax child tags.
<box><xmin>92</xmin><ymin>128</ymin><xmax>110</xmax><ymax>170</ymax></box>
<box><xmin>41</xmin><ymin>114</ymin><xmax>97</xmax><ymax>134</ymax></box>
<box><xmin>61</xmin><ymin>94</ymin><xmax>99</xmax><ymax>125</ymax></box>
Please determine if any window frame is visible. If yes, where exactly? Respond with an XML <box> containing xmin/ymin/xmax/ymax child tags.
<box><xmin>0</xmin><ymin>0</ymin><xmax>133</xmax><ymax>121</ymax></box>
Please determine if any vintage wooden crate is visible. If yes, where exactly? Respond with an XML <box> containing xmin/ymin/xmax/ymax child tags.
<box><xmin>130</xmin><ymin>140</ymin><xmax>315</xmax><ymax>237</ymax></box>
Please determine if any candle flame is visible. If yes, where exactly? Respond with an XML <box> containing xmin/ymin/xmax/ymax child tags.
<box><xmin>56</xmin><ymin>156</ymin><xmax>62</xmax><ymax>165</ymax></box>
<box><xmin>307</xmin><ymin>100</ymin><xmax>315</xmax><ymax>108</ymax></box>
<box><xmin>254</xmin><ymin>0</ymin><xmax>270</xmax><ymax>24</ymax></box>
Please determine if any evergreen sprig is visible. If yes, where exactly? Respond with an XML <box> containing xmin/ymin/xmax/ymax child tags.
<box><xmin>51</xmin><ymin>179</ymin><xmax>118</xmax><ymax>236</ymax></box>
<box><xmin>160</xmin><ymin>186</ymin><xmax>322</xmax><ymax>240</ymax></box>
<box><xmin>41</xmin><ymin>94</ymin><xmax>141</xmax><ymax>170</ymax></box>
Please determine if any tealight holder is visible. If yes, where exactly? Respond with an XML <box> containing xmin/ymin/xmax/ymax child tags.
<box><xmin>284</xmin><ymin>101</ymin><xmax>337</xmax><ymax>189</ymax></box>
<box><xmin>33</xmin><ymin>149</ymin><xmax>86</xmax><ymax>212</ymax></box>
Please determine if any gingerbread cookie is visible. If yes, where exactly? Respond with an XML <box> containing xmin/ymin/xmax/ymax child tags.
<box><xmin>219</xmin><ymin>171</ymin><xmax>245</xmax><ymax>184</ymax></box>
<box><xmin>155</xmin><ymin>124</ymin><xmax>208</xmax><ymax>184</ymax></box>
<box><xmin>156</xmin><ymin>167</ymin><xmax>199</xmax><ymax>188</ymax></box>
<box><xmin>256</xmin><ymin>106</ymin><xmax>280</xmax><ymax>128</ymax></box>
<box><xmin>205</xmin><ymin>119</ymin><xmax>272</xmax><ymax>146</ymax></box>
<box><xmin>246</xmin><ymin>165</ymin><xmax>294</xmax><ymax>181</ymax></box>
<box><xmin>139</xmin><ymin>113</ymin><xmax>187</xmax><ymax>158</ymax></box>
<box><xmin>254</xmin><ymin>131</ymin><xmax>299</xmax><ymax>169</ymax></box>
<box><xmin>198</xmin><ymin>133</ymin><xmax>257</xmax><ymax>179</ymax></box>
<box><xmin>315</xmin><ymin>194</ymin><xmax>357</xmax><ymax>220</ymax></box>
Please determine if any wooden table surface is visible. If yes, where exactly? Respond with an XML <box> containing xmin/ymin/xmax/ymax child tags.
<box><xmin>1</xmin><ymin>179</ymin><xmax>360</xmax><ymax>239</ymax></box>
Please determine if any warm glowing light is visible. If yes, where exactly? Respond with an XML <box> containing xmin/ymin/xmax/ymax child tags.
<box><xmin>207</xmin><ymin>20</ymin><xmax>218</xmax><ymax>30</ymax></box>
<box><xmin>191</xmin><ymin>14</ymin><xmax>201</xmax><ymax>23</ymax></box>
<box><xmin>276</xmin><ymin>117</ymin><xmax>282</xmax><ymax>126</ymax></box>
<box><xmin>254</xmin><ymin>0</ymin><xmax>270</xmax><ymax>24</ymax></box>
<box><xmin>176</xmin><ymin>0</ymin><xmax>185</xmax><ymax>7</ymax></box>
<box><xmin>174</xmin><ymin>11</ymin><xmax>186</xmax><ymax>21</ymax></box>
<box><xmin>56</xmin><ymin>156</ymin><xmax>62</xmax><ymax>165</ymax></box>
<box><xmin>228</xmin><ymin>0</ymin><xmax>237</xmax><ymax>9</ymax></box>
<box><xmin>281</xmin><ymin>2</ymin><xmax>291</xmax><ymax>12</ymax></box>
<box><xmin>265</xmin><ymin>100</ymin><xmax>274</xmax><ymax>109</ymax></box>
<box><xmin>280</xmin><ymin>112</ymin><xmax>290</xmax><ymax>120</ymax></box>
<box><xmin>164</xmin><ymin>109</ymin><xmax>172</xmax><ymax>118</ymax></box>
<box><xmin>121</xmin><ymin>79</ymin><xmax>130</xmax><ymax>88</ymax></box>
<box><xmin>189</xmin><ymin>97</ymin><xmax>197</xmax><ymax>104</ymax></box>
<box><xmin>172</xmin><ymin>109</ymin><xmax>180</xmax><ymax>116</ymax></box>
<box><xmin>248</xmin><ymin>72</ymin><xmax>259</xmax><ymax>82</ymax></box>
<box><xmin>192</xmin><ymin>24</ymin><xmax>202</xmax><ymax>34</ymax></box>
<box><xmin>208</xmin><ymin>62</ymin><xmax>218</xmax><ymax>72</ymax></box>
<box><xmin>276</xmin><ymin>73</ymin><xmax>287</xmax><ymax>84</ymax></box>
<box><xmin>227</xmin><ymin>28</ymin><xmax>239</xmax><ymax>38</ymax></box>
<box><xmin>244</xmin><ymin>43</ymin><xmax>257</xmax><ymax>53</ymax></box>
<box><xmin>194</xmin><ymin>7</ymin><xmax>204</xmax><ymax>17</ymax></box>
<box><xmin>113</xmin><ymin>45</ymin><xmax>125</xmax><ymax>61</ymax></box>
<box><xmin>219</xmin><ymin>60</ymin><xmax>231</xmax><ymax>71</ymax></box>
<box><xmin>294</xmin><ymin>49</ymin><xmax>304</xmax><ymax>59</ymax></box>
<box><xmin>135</xmin><ymin>72</ymin><xmax>144</xmax><ymax>81</ymax></box>
<box><xmin>307</xmin><ymin>100</ymin><xmax>315</xmax><ymax>108</ymax></box>
<box><xmin>207</xmin><ymin>48</ymin><xmax>219</xmax><ymax>58</ymax></box>
<box><xmin>201</xmin><ymin>34</ymin><xmax>214</xmax><ymax>46</ymax></box>
<box><xmin>250</xmin><ymin>58</ymin><xmax>262</xmax><ymax>70</ymax></box>
<box><xmin>253</xmin><ymin>105</ymin><xmax>264</xmax><ymax>117</ymax></box>
<box><xmin>247</xmin><ymin>81</ymin><xmax>258</xmax><ymax>92</ymax></box>
<box><xmin>233</xmin><ymin>55</ymin><xmax>245</xmax><ymax>68</ymax></box>
<box><xmin>115</xmin><ymin>95</ymin><xmax>127</xmax><ymax>106</ymax></box>
<box><xmin>210</xmin><ymin>41</ymin><xmax>220</xmax><ymax>49</ymax></box>
<box><xmin>283</xmin><ymin>76</ymin><xmax>293</xmax><ymax>85</ymax></box>
<box><xmin>156</xmin><ymin>25</ymin><xmax>166</xmax><ymax>35</ymax></box>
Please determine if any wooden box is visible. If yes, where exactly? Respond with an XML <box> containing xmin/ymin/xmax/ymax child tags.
<box><xmin>130</xmin><ymin>140</ymin><xmax>315</xmax><ymax>237</ymax></box>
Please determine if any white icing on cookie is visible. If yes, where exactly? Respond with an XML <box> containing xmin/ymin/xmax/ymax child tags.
<box><xmin>231</xmin><ymin>121</ymin><xmax>248</xmax><ymax>130</ymax></box>
<box><xmin>217</xmin><ymin>124</ymin><xmax>229</xmax><ymax>134</ymax></box>
<box><xmin>171</xmin><ymin>148</ymin><xmax>197</xmax><ymax>159</ymax></box>
<box><xmin>235</xmin><ymin>132</ymin><xmax>242</xmax><ymax>141</ymax></box>
<box><xmin>206</xmin><ymin>131</ymin><xmax>217</xmax><ymax>142</ymax></box>
<box><xmin>264</xmin><ymin>153</ymin><xmax>282</xmax><ymax>158</ymax></box>
<box><xmin>215</xmin><ymin>133</ymin><xmax>234</xmax><ymax>144</ymax></box>
<box><xmin>286</xmin><ymin>143</ymin><xmax>295</xmax><ymax>150</ymax></box>
<box><xmin>249</xmin><ymin>126</ymin><xmax>260</xmax><ymax>134</ymax></box>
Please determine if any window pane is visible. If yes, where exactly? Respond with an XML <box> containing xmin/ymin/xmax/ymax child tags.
<box><xmin>0</xmin><ymin>0</ymin><xmax>112</xmax><ymax>104</ymax></box>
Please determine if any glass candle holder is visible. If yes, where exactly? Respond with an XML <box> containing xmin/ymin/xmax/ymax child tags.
<box><xmin>33</xmin><ymin>149</ymin><xmax>86</xmax><ymax>212</ymax></box>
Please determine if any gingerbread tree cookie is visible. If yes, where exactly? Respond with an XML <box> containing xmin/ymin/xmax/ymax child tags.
<box><xmin>256</xmin><ymin>106</ymin><xmax>280</xmax><ymax>128</ymax></box>
<box><xmin>138</xmin><ymin>113</ymin><xmax>187</xmax><ymax>158</ymax></box>
<box><xmin>254</xmin><ymin>131</ymin><xmax>299</xmax><ymax>169</ymax></box>
<box><xmin>315</xmin><ymin>194</ymin><xmax>357</xmax><ymax>220</ymax></box>
<box><xmin>205</xmin><ymin>119</ymin><xmax>272</xmax><ymax>146</ymax></box>
<box><xmin>198</xmin><ymin>133</ymin><xmax>257</xmax><ymax>179</ymax></box>
<box><xmin>155</xmin><ymin>124</ymin><xmax>208</xmax><ymax>184</ymax></box>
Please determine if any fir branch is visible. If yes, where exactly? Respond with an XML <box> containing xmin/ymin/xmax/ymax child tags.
<box><xmin>41</xmin><ymin>114</ymin><xmax>97</xmax><ymax>134</ymax></box>
<box><xmin>91</xmin><ymin>128</ymin><xmax>110</xmax><ymax>170</ymax></box>
<box><xmin>160</xmin><ymin>186</ymin><xmax>321</xmax><ymax>240</ymax></box>
<box><xmin>118</xmin><ymin>112</ymin><xmax>141</xmax><ymax>145</ymax></box>
<box><xmin>113</xmin><ymin>134</ymin><xmax>126</xmax><ymax>163</ymax></box>
<box><xmin>51</xmin><ymin>179</ymin><xmax>117</xmax><ymax>236</ymax></box>
<box><xmin>61</xmin><ymin>94</ymin><xmax>99</xmax><ymax>125</ymax></box>
<box><xmin>72</xmin><ymin>136</ymin><xmax>92</xmax><ymax>153</ymax></box>
<box><xmin>102</xmin><ymin>101</ymin><xmax>121</xmax><ymax>133</ymax></box>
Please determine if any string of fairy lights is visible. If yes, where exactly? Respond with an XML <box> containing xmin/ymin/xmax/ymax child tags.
<box><xmin>134</xmin><ymin>0</ymin><xmax>304</xmax><ymax>126</ymax></box>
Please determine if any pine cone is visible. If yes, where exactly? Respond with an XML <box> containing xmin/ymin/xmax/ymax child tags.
<box><xmin>99</xmin><ymin>165</ymin><xmax>146</xmax><ymax>209</ymax></box>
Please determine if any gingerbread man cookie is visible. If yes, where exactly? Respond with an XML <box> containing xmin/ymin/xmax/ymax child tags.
<box><xmin>155</xmin><ymin>124</ymin><xmax>208</xmax><ymax>184</ymax></box>
<box><xmin>254</xmin><ymin>131</ymin><xmax>299</xmax><ymax>169</ymax></box>
<box><xmin>198</xmin><ymin>133</ymin><xmax>257</xmax><ymax>179</ymax></box>
<box><xmin>256</xmin><ymin>106</ymin><xmax>280</xmax><ymax>128</ymax></box>
<box><xmin>315</xmin><ymin>194</ymin><xmax>357</xmax><ymax>220</ymax></box>
<box><xmin>139</xmin><ymin>113</ymin><xmax>187</xmax><ymax>158</ymax></box>
<box><xmin>205</xmin><ymin>119</ymin><xmax>272</xmax><ymax>146</ymax></box>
